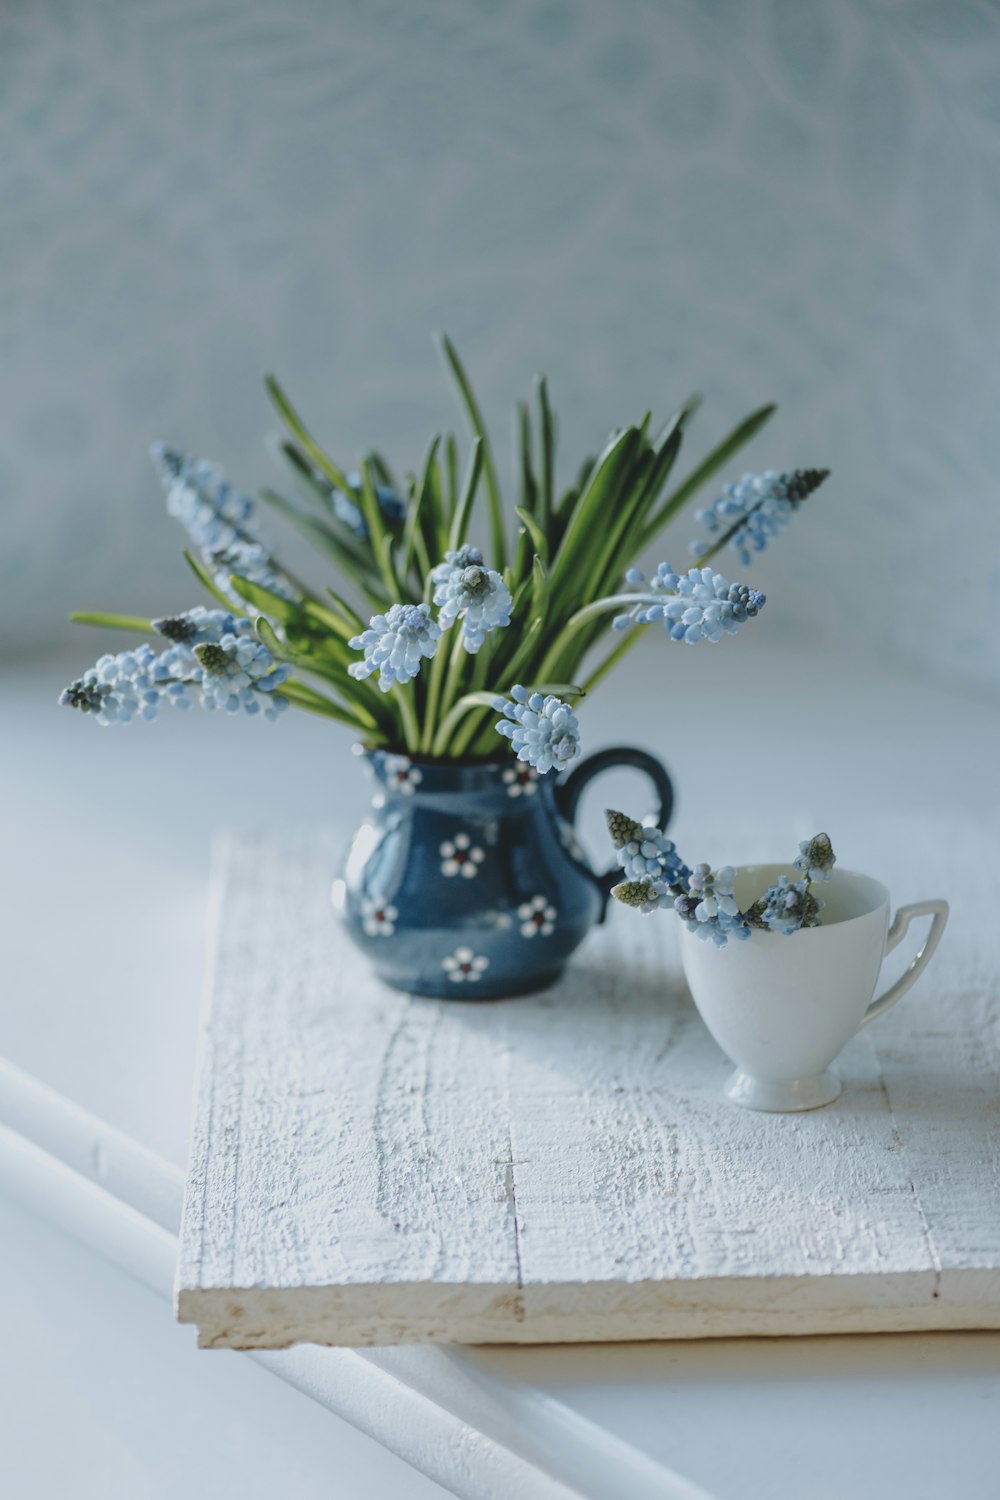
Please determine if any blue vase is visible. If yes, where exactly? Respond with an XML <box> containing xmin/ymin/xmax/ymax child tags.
<box><xmin>334</xmin><ymin>746</ymin><xmax>673</xmax><ymax>999</ymax></box>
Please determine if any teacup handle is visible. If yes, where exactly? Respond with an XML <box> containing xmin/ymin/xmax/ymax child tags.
<box><xmin>860</xmin><ymin>899</ymin><xmax>949</xmax><ymax>1029</ymax></box>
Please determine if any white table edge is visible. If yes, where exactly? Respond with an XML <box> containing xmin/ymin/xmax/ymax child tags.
<box><xmin>0</xmin><ymin>1056</ymin><xmax>716</xmax><ymax>1500</ymax></box>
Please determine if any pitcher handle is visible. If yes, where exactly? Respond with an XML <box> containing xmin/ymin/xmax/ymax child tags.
<box><xmin>860</xmin><ymin>899</ymin><xmax>949</xmax><ymax>1029</ymax></box>
<box><xmin>555</xmin><ymin>747</ymin><xmax>674</xmax><ymax>921</ymax></box>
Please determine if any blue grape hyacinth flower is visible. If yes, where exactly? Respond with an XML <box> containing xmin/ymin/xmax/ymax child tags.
<box><xmin>61</xmin><ymin>614</ymin><xmax>290</xmax><ymax>724</ymax></box>
<box><xmin>689</xmin><ymin>469</ymin><xmax>829</xmax><ymax>566</ymax></box>
<box><xmin>190</xmin><ymin>634</ymin><xmax>291</xmax><ymax>717</ymax></box>
<box><xmin>431</xmin><ymin>545</ymin><xmax>513</xmax><ymax>653</ymax></box>
<box><xmin>794</xmin><ymin>832</ymin><xmax>836</xmax><ymax>882</ymax></box>
<box><xmin>150</xmin><ymin>445</ymin><xmax>299</xmax><ymax>605</ymax></box>
<box><xmin>150</xmin><ymin>445</ymin><xmax>258</xmax><ymax>554</ymax></box>
<box><xmin>605</xmin><ymin>809</ymin><xmax>690</xmax><ymax>908</ymax></box>
<box><xmin>615</xmin><ymin>564</ymin><xmax>765</xmax><ymax>644</ymax></box>
<box><xmin>348</xmin><ymin>603</ymin><xmax>442</xmax><ymax>692</ymax></box>
<box><xmin>752</xmin><ymin>874</ymin><xmax>825</xmax><ymax>935</ymax></box>
<box><xmin>59</xmin><ymin>645</ymin><xmax>164</xmax><ymax>725</ymax></box>
<box><xmin>493</xmin><ymin>686</ymin><xmax>581</xmax><ymax>774</ymax></box>
<box><xmin>330</xmin><ymin>471</ymin><xmax>408</xmax><ymax>538</ymax></box>
<box><xmin>673</xmin><ymin>864</ymin><xmax>751</xmax><ymax>947</ymax></box>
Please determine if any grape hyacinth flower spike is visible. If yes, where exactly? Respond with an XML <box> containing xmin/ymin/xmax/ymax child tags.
<box><xmin>60</xmin><ymin>611</ymin><xmax>291</xmax><ymax>725</ymax></box>
<box><xmin>612</xmin><ymin>564</ymin><xmax>765</xmax><ymax>644</ymax></box>
<box><xmin>348</xmin><ymin>603</ymin><xmax>442</xmax><ymax>692</ymax></box>
<box><xmin>794</xmin><ymin>832</ymin><xmax>836</xmax><ymax>882</ymax></box>
<box><xmin>329</xmin><ymin>470</ymin><xmax>408</xmax><ymax>538</ymax></box>
<box><xmin>493</xmin><ymin>686</ymin><xmax>581</xmax><ymax>774</ymax></box>
<box><xmin>746</xmin><ymin>875</ymin><xmax>825</xmax><ymax>936</ymax></box>
<box><xmin>150</xmin><ymin>444</ymin><xmax>300</xmax><ymax>606</ymax></box>
<box><xmin>689</xmin><ymin>468</ymin><xmax>829</xmax><ymax>566</ymax></box>
<box><xmin>59</xmin><ymin>645</ymin><xmax>164</xmax><ymax>725</ymax></box>
<box><xmin>608</xmin><ymin>821</ymin><xmax>837</xmax><ymax>949</ymax></box>
<box><xmin>431</xmin><ymin>545</ymin><xmax>512</xmax><ymax>653</ymax></box>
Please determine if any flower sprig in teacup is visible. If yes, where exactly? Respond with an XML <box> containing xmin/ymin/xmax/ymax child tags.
<box><xmin>607</xmin><ymin>816</ymin><xmax>836</xmax><ymax>947</ymax></box>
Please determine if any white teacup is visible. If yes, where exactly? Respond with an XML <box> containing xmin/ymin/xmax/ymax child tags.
<box><xmin>678</xmin><ymin>865</ymin><xmax>949</xmax><ymax>1112</ymax></box>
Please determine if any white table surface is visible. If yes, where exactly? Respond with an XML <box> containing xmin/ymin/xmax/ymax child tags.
<box><xmin>3</xmin><ymin>636</ymin><xmax>1000</xmax><ymax>1499</ymax></box>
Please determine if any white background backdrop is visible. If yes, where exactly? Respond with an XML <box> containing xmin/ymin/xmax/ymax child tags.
<box><xmin>3</xmin><ymin>0</ymin><xmax>999</xmax><ymax>690</ymax></box>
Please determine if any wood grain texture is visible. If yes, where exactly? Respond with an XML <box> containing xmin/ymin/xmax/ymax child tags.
<box><xmin>177</xmin><ymin>820</ymin><xmax>1000</xmax><ymax>1348</ymax></box>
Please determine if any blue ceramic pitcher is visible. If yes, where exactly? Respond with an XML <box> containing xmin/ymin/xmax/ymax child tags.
<box><xmin>334</xmin><ymin>746</ymin><xmax>673</xmax><ymax>999</ymax></box>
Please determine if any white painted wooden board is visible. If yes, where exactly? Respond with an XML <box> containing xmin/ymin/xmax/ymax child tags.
<box><xmin>177</xmin><ymin>821</ymin><xmax>1000</xmax><ymax>1349</ymax></box>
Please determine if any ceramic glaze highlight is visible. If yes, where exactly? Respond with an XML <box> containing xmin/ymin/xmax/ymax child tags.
<box><xmin>335</xmin><ymin>747</ymin><xmax>672</xmax><ymax>999</ymax></box>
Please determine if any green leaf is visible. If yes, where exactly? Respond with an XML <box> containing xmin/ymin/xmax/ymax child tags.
<box><xmin>547</xmin><ymin>427</ymin><xmax>641</xmax><ymax>613</ymax></box>
<box><xmin>536</xmin><ymin>375</ymin><xmax>554</xmax><ymax>535</ymax></box>
<box><xmin>182</xmin><ymin>550</ymin><xmax>245</xmax><ymax>612</ymax></box>
<box><xmin>401</xmin><ymin>437</ymin><xmax>441</xmax><ymax>582</ymax></box>
<box><xmin>227</xmin><ymin>574</ymin><xmax>301</xmax><ymax>624</ymax></box>
<box><xmin>265</xmin><ymin>374</ymin><xmax>352</xmax><ymax>493</ymax></box>
<box><xmin>358</xmin><ymin>460</ymin><xmax>399</xmax><ymax>597</ymax></box>
<box><xmin>530</xmin><ymin>552</ymin><xmax>549</xmax><ymax>621</ymax></box>
<box><xmin>253</xmin><ymin>614</ymin><xmax>295</xmax><ymax>661</ymax></box>
<box><xmin>447</xmin><ymin>436</ymin><xmax>484</xmax><ymax>552</ymax></box>
<box><xmin>514</xmin><ymin>505</ymin><xmax>548</xmax><ymax>563</ymax></box>
<box><xmin>69</xmin><ymin>612</ymin><xmax>155</xmax><ymax>634</ymax></box>
<box><xmin>368</xmin><ymin>449</ymin><xmax>399</xmax><ymax>494</ymax></box>
<box><xmin>436</xmin><ymin>333</ymin><xmax>506</xmax><ymax>568</ymax></box>
<box><xmin>638</xmin><ymin>402</ymin><xmax>777</xmax><ymax>550</ymax></box>
<box><xmin>588</xmin><ymin>431</ymin><xmax>675</xmax><ymax>595</ymax></box>
<box><xmin>259</xmin><ymin>489</ymin><xmax>386</xmax><ymax>603</ymax></box>
<box><xmin>322</xmin><ymin>588</ymin><xmax>365</xmax><ymax>634</ymax></box>
<box><xmin>516</xmin><ymin>402</ymin><xmax>537</xmax><ymax>517</ymax></box>
<box><xmin>445</xmin><ymin>433</ymin><xmax>459</xmax><ymax>524</ymax></box>
<box><xmin>300</xmin><ymin>598</ymin><xmax>356</xmax><ymax>642</ymax></box>
<box><xmin>523</xmin><ymin>681</ymin><xmax>584</xmax><ymax>698</ymax></box>
<box><xmin>280</xmin><ymin>678</ymin><xmax>371</xmax><ymax>729</ymax></box>
<box><xmin>275</xmin><ymin>439</ymin><xmax>335</xmax><ymax>517</ymax></box>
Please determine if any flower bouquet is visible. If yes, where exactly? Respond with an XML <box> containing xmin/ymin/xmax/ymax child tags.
<box><xmin>61</xmin><ymin>336</ymin><xmax>829</xmax><ymax>997</ymax></box>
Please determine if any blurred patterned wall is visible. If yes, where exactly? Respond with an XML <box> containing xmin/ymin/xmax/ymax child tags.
<box><xmin>3</xmin><ymin>0</ymin><xmax>999</xmax><ymax>686</ymax></box>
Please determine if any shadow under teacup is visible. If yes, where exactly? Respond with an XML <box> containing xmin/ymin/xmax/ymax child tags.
<box><xmin>678</xmin><ymin>865</ymin><xmax>949</xmax><ymax>1113</ymax></box>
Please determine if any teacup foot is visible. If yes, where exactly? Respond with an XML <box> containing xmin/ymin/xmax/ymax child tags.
<box><xmin>724</xmin><ymin>1068</ymin><xmax>842</xmax><ymax>1113</ymax></box>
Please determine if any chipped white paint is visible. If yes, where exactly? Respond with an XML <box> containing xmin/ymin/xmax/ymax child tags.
<box><xmin>177</xmin><ymin>824</ymin><xmax>1000</xmax><ymax>1349</ymax></box>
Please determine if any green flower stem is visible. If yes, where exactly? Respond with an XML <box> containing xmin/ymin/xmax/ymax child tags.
<box><xmin>534</xmin><ymin>595</ymin><xmax>645</xmax><ymax>681</ymax></box>
<box><xmin>448</xmin><ymin>705</ymin><xmax>490</xmax><ymax>760</ymax></box>
<box><xmin>435</xmin><ymin>629</ymin><xmax>469</xmax><ymax>728</ymax></box>
<box><xmin>580</xmin><ymin>619</ymin><xmax>649</xmax><ymax>696</ymax></box>
<box><xmin>419</xmin><ymin>625</ymin><xmax>451</xmax><ymax>754</ymax></box>
<box><xmin>431</xmin><ymin>691</ymin><xmax>498</xmax><ymax>758</ymax></box>
<box><xmin>183</xmin><ymin>550</ymin><xmax>247</xmax><ymax>613</ymax></box>
<box><xmin>395</xmin><ymin>682</ymin><xmax>422</xmax><ymax>753</ymax></box>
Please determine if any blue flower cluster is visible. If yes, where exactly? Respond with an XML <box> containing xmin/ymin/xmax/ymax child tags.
<box><xmin>750</xmin><ymin>875</ymin><xmax>824</xmax><ymax>935</ymax></box>
<box><xmin>330</xmin><ymin>470</ymin><xmax>407</xmax><ymax>539</ymax></box>
<box><xmin>431</xmin><ymin>545</ymin><xmax>513</xmax><ymax>653</ymax></box>
<box><xmin>59</xmin><ymin>644</ymin><xmax>164</xmax><ymax>725</ymax></box>
<box><xmin>609</xmin><ymin>818</ymin><xmax>838</xmax><ymax>947</ymax></box>
<box><xmin>348</xmin><ymin>603</ymin><xmax>442</xmax><ymax>692</ymax></box>
<box><xmin>794</xmin><ymin>832</ymin><xmax>835</xmax><ymax>882</ymax></box>
<box><xmin>605</xmin><ymin>810</ymin><xmax>690</xmax><ymax>912</ymax></box>
<box><xmin>59</xmin><ymin>610</ymin><xmax>291</xmax><ymax>725</ymax></box>
<box><xmin>613</xmin><ymin>564</ymin><xmax>765</xmax><ymax>645</ymax></box>
<box><xmin>493</xmin><ymin>687</ymin><xmax>581</xmax><ymax>774</ymax></box>
<box><xmin>673</xmin><ymin>865</ymin><xmax>751</xmax><ymax>947</ymax></box>
<box><xmin>150</xmin><ymin>445</ymin><xmax>299</xmax><ymax>606</ymax></box>
<box><xmin>689</xmin><ymin>469</ymin><xmax>829</xmax><ymax>567</ymax></box>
